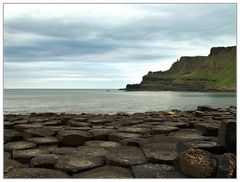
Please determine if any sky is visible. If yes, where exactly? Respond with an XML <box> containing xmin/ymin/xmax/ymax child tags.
<box><xmin>4</xmin><ymin>4</ymin><xmax>236</xmax><ymax>89</ymax></box>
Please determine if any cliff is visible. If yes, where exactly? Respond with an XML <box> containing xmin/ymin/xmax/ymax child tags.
<box><xmin>125</xmin><ymin>46</ymin><xmax>236</xmax><ymax>91</ymax></box>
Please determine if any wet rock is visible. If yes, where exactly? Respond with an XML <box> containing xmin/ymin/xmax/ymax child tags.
<box><xmin>73</xmin><ymin>166</ymin><xmax>133</xmax><ymax>178</ymax></box>
<box><xmin>44</xmin><ymin>120</ymin><xmax>62</xmax><ymax>126</ymax></box>
<box><xmin>177</xmin><ymin>140</ymin><xmax>225</xmax><ymax>154</ymax></box>
<box><xmin>30</xmin><ymin>154</ymin><xmax>60</xmax><ymax>168</ymax></box>
<box><xmin>177</xmin><ymin>148</ymin><xmax>218</xmax><ymax>177</ymax></box>
<box><xmin>89</xmin><ymin>129</ymin><xmax>116</xmax><ymax>140</ymax></box>
<box><xmin>150</xmin><ymin>125</ymin><xmax>179</xmax><ymax>134</ymax></box>
<box><xmin>72</xmin><ymin>117</ymin><xmax>88</xmax><ymax>122</ymax></box>
<box><xmin>163</xmin><ymin>121</ymin><xmax>189</xmax><ymax>128</ymax></box>
<box><xmin>4</xmin><ymin>122</ymin><xmax>15</xmax><ymax>129</ymax></box>
<box><xmin>89</xmin><ymin>119</ymin><xmax>111</xmax><ymax>125</ymax></box>
<box><xmin>23</xmin><ymin>128</ymin><xmax>56</xmax><ymax>138</ymax></box>
<box><xmin>216</xmin><ymin>153</ymin><xmax>236</xmax><ymax>178</ymax></box>
<box><xmin>57</xmin><ymin>130</ymin><xmax>92</xmax><ymax>147</ymax></box>
<box><xmin>26</xmin><ymin>137</ymin><xmax>59</xmax><ymax>146</ymax></box>
<box><xmin>120</xmin><ymin>137</ymin><xmax>147</xmax><ymax>147</ymax></box>
<box><xmin>132</xmin><ymin>163</ymin><xmax>185</xmax><ymax>178</ymax></box>
<box><xmin>5</xmin><ymin>168</ymin><xmax>69</xmax><ymax>178</ymax></box>
<box><xmin>68</xmin><ymin>120</ymin><xmax>91</xmax><ymax>127</ymax></box>
<box><xmin>14</xmin><ymin>124</ymin><xmax>43</xmax><ymax>132</ymax></box>
<box><xmin>4</xmin><ymin>159</ymin><xmax>25</xmax><ymax>173</ymax></box>
<box><xmin>72</xmin><ymin>146</ymin><xmax>109</xmax><ymax>158</ymax></box>
<box><xmin>170</xmin><ymin>129</ymin><xmax>208</xmax><ymax>140</ymax></box>
<box><xmin>5</xmin><ymin>141</ymin><xmax>37</xmax><ymax>152</ymax></box>
<box><xmin>4</xmin><ymin>129</ymin><xmax>23</xmax><ymax>143</ymax></box>
<box><xmin>105</xmin><ymin>146</ymin><xmax>147</xmax><ymax>167</ymax></box>
<box><xmin>64</xmin><ymin>126</ymin><xmax>91</xmax><ymax>131</ymax></box>
<box><xmin>108</xmin><ymin>132</ymin><xmax>142</xmax><ymax>142</ymax></box>
<box><xmin>12</xmin><ymin>148</ymin><xmax>51</xmax><ymax>163</ymax></box>
<box><xmin>44</xmin><ymin>126</ymin><xmax>65</xmax><ymax>132</ymax></box>
<box><xmin>118</xmin><ymin>127</ymin><xmax>151</xmax><ymax>134</ymax></box>
<box><xmin>132</xmin><ymin>123</ymin><xmax>153</xmax><ymax>128</ymax></box>
<box><xmin>217</xmin><ymin>120</ymin><xmax>236</xmax><ymax>153</ymax></box>
<box><xmin>197</xmin><ymin>105</ymin><xmax>217</xmax><ymax>111</ymax></box>
<box><xmin>84</xmin><ymin>140</ymin><xmax>121</xmax><ymax>148</ymax></box>
<box><xmin>55</xmin><ymin>156</ymin><xmax>104</xmax><ymax>174</ymax></box>
<box><xmin>4</xmin><ymin>152</ymin><xmax>11</xmax><ymax>160</ymax></box>
<box><xmin>194</xmin><ymin>122</ymin><xmax>219</xmax><ymax>136</ymax></box>
<box><xmin>143</xmin><ymin>118</ymin><xmax>165</xmax><ymax>122</ymax></box>
<box><xmin>50</xmin><ymin>147</ymin><xmax>77</xmax><ymax>155</ymax></box>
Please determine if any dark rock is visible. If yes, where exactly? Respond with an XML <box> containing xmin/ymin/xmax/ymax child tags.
<box><xmin>57</xmin><ymin>130</ymin><xmax>92</xmax><ymax>147</ymax></box>
<box><xmin>26</xmin><ymin>137</ymin><xmax>59</xmax><ymax>146</ymax></box>
<box><xmin>108</xmin><ymin>132</ymin><xmax>142</xmax><ymax>142</ymax></box>
<box><xmin>24</xmin><ymin>128</ymin><xmax>56</xmax><ymax>138</ymax></box>
<box><xmin>217</xmin><ymin>120</ymin><xmax>236</xmax><ymax>153</ymax></box>
<box><xmin>177</xmin><ymin>140</ymin><xmax>225</xmax><ymax>154</ymax></box>
<box><xmin>118</xmin><ymin>127</ymin><xmax>151</xmax><ymax>134</ymax></box>
<box><xmin>50</xmin><ymin>147</ymin><xmax>77</xmax><ymax>155</ymax></box>
<box><xmin>197</xmin><ymin>105</ymin><xmax>217</xmax><ymax>111</ymax></box>
<box><xmin>43</xmin><ymin>120</ymin><xmax>62</xmax><ymax>126</ymax></box>
<box><xmin>5</xmin><ymin>168</ymin><xmax>69</xmax><ymax>178</ymax></box>
<box><xmin>89</xmin><ymin>129</ymin><xmax>116</xmax><ymax>140</ymax></box>
<box><xmin>72</xmin><ymin>146</ymin><xmax>109</xmax><ymax>158</ymax></box>
<box><xmin>64</xmin><ymin>126</ymin><xmax>91</xmax><ymax>131</ymax></box>
<box><xmin>132</xmin><ymin>163</ymin><xmax>185</xmax><ymax>178</ymax></box>
<box><xmin>120</xmin><ymin>137</ymin><xmax>147</xmax><ymax>147</ymax></box>
<box><xmin>177</xmin><ymin>148</ymin><xmax>218</xmax><ymax>177</ymax></box>
<box><xmin>4</xmin><ymin>129</ymin><xmax>23</xmax><ymax>143</ymax></box>
<box><xmin>14</xmin><ymin>124</ymin><xmax>43</xmax><ymax>132</ymax></box>
<box><xmin>55</xmin><ymin>156</ymin><xmax>104</xmax><ymax>174</ymax></box>
<box><xmin>84</xmin><ymin>140</ymin><xmax>121</xmax><ymax>148</ymax></box>
<box><xmin>194</xmin><ymin>122</ymin><xmax>219</xmax><ymax>136</ymax></box>
<box><xmin>150</xmin><ymin>125</ymin><xmax>179</xmax><ymax>134</ymax></box>
<box><xmin>12</xmin><ymin>148</ymin><xmax>51</xmax><ymax>163</ymax></box>
<box><xmin>44</xmin><ymin>126</ymin><xmax>65</xmax><ymax>132</ymax></box>
<box><xmin>72</xmin><ymin>117</ymin><xmax>88</xmax><ymax>122</ymax></box>
<box><xmin>4</xmin><ymin>121</ymin><xmax>15</xmax><ymax>129</ymax></box>
<box><xmin>4</xmin><ymin>159</ymin><xmax>25</xmax><ymax>173</ymax></box>
<box><xmin>105</xmin><ymin>146</ymin><xmax>147</xmax><ymax>167</ymax></box>
<box><xmin>132</xmin><ymin>123</ymin><xmax>153</xmax><ymax>128</ymax></box>
<box><xmin>68</xmin><ymin>120</ymin><xmax>91</xmax><ymax>127</ymax></box>
<box><xmin>5</xmin><ymin>141</ymin><xmax>37</xmax><ymax>152</ymax></box>
<box><xmin>216</xmin><ymin>153</ymin><xmax>236</xmax><ymax>178</ymax></box>
<box><xmin>170</xmin><ymin>129</ymin><xmax>208</xmax><ymax>140</ymax></box>
<box><xmin>73</xmin><ymin>166</ymin><xmax>133</xmax><ymax>178</ymax></box>
<box><xmin>89</xmin><ymin>119</ymin><xmax>111</xmax><ymax>125</ymax></box>
<box><xmin>163</xmin><ymin>121</ymin><xmax>189</xmax><ymax>128</ymax></box>
<box><xmin>143</xmin><ymin>118</ymin><xmax>165</xmax><ymax>122</ymax></box>
<box><xmin>4</xmin><ymin>152</ymin><xmax>11</xmax><ymax>160</ymax></box>
<box><xmin>30</xmin><ymin>154</ymin><xmax>60</xmax><ymax>168</ymax></box>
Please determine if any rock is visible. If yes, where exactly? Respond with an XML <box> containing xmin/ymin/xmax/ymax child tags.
<box><xmin>44</xmin><ymin>126</ymin><xmax>65</xmax><ymax>132</ymax></box>
<box><xmin>14</xmin><ymin>124</ymin><xmax>43</xmax><ymax>132</ymax></box>
<box><xmin>72</xmin><ymin>146</ymin><xmax>109</xmax><ymax>158</ymax></box>
<box><xmin>73</xmin><ymin>166</ymin><xmax>133</xmax><ymax>178</ymax></box>
<box><xmin>150</xmin><ymin>125</ymin><xmax>179</xmax><ymax>134</ymax></box>
<box><xmin>55</xmin><ymin>156</ymin><xmax>104</xmax><ymax>174</ymax></box>
<box><xmin>5</xmin><ymin>141</ymin><xmax>37</xmax><ymax>152</ymax></box>
<box><xmin>68</xmin><ymin>120</ymin><xmax>91</xmax><ymax>127</ymax></box>
<box><xmin>197</xmin><ymin>105</ymin><xmax>217</xmax><ymax>111</ymax></box>
<box><xmin>163</xmin><ymin>121</ymin><xmax>189</xmax><ymax>128</ymax></box>
<box><xmin>12</xmin><ymin>148</ymin><xmax>51</xmax><ymax>163</ymax></box>
<box><xmin>170</xmin><ymin>129</ymin><xmax>208</xmax><ymax>140</ymax></box>
<box><xmin>30</xmin><ymin>154</ymin><xmax>60</xmax><ymax>168</ymax></box>
<box><xmin>108</xmin><ymin>132</ymin><xmax>142</xmax><ymax>142</ymax></box>
<box><xmin>120</xmin><ymin>137</ymin><xmax>147</xmax><ymax>147</ymax></box>
<box><xmin>177</xmin><ymin>140</ymin><xmax>225</xmax><ymax>154</ymax></box>
<box><xmin>4</xmin><ymin>121</ymin><xmax>15</xmax><ymax>129</ymax></box>
<box><xmin>4</xmin><ymin>129</ymin><xmax>23</xmax><ymax>143</ymax></box>
<box><xmin>84</xmin><ymin>140</ymin><xmax>121</xmax><ymax>148</ymax></box>
<box><xmin>4</xmin><ymin>159</ymin><xmax>25</xmax><ymax>173</ymax></box>
<box><xmin>23</xmin><ymin>128</ymin><xmax>56</xmax><ymax>138</ymax></box>
<box><xmin>217</xmin><ymin>120</ymin><xmax>236</xmax><ymax>153</ymax></box>
<box><xmin>143</xmin><ymin>118</ymin><xmax>165</xmax><ymax>122</ymax></box>
<box><xmin>132</xmin><ymin>163</ymin><xmax>185</xmax><ymax>178</ymax></box>
<box><xmin>50</xmin><ymin>147</ymin><xmax>77</xmax><ymax>155</ymax></box>
<box><xmin>216</xmin><ymin>153</ymin><xmax>236</xmax><ymax>178</ymax></box>
<box><xmin>132</xmin><ymin>123</ymin><xmax>153</xmax><ymax>128</ymax></box>
<box><xmin>64</xmin><ymin>126</ymin><xmax>91</xmax><ymax>131</ymax></box>
<box><xmin>177</xmin><ymin>148</ymin><xmax>218</xmax><ymax>177</ymax></box>
<box><xmin>105</xmin><ymin>146</ymin><xmax>147</xmax><ymax>167</ymax></box>
<box><xmin>89</xmin><ymin>129</ymin><xmax>116</xmax><ymax>140</ymax></box>
<box><xmin>194</xmin><ymin>122</ymin><xmax>219</xmax><ymax>136</ymax></box>
<box><xmin>57</xmin><ymin>130</ymin><xmax>92</xmax><ymax>147</ymax></box>
<box><xmin>118</xmin><ymin>127</ymin><xmax>151</xmax><ymax>134</ymax></box>
<box><xmin>26</xmin><ymin>137</ymin><xmax>59</xmax><ymax>146</ymax></box>
<box><xmin>89</xmin><ymin>119</ymin><xmax>110</xmax><ymax>125</ymax></box>
<box><xmin>4</xmin><ymin>152</ymin><xmax>11</xmax><ymax>160</ymax></box>
<box><xmin>5</xmin><ymin>168</ymin><xmax>69</xmax><ymax>178</ymax></box>
<box><xmin>72</xmin><ymin>117</ymin><xmax>88</xmax><ymax>122</ymax></box>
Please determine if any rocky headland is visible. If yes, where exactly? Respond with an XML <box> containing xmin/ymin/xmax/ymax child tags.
<box><xmin>4</xmin><ymin>105</ymin><xmax>236</xmax><ymax>178</ymax></box>
<box><xmin>125</xmin><ymin>46</ymin><xmax>236</xmax><ymax>91</ymax></box>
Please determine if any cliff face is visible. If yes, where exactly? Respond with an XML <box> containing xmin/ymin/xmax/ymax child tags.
<box><xmin>125</xmin><ymin>46</ymin><xmax>236</xmax><ymax>91</ymax></box>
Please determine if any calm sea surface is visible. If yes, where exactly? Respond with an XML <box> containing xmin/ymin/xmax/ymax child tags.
<box><xmin>4</xmin><ymin>89</ymin><xmax>236</xmax><ymax>114</ymax></box>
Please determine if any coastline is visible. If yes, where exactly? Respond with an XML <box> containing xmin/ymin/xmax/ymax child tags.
<box><xmin>4</xmin><ymin>106</ymin><xmax>236</xmax><ymax>178</ymax></box>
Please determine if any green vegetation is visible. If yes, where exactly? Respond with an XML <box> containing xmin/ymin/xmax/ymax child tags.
<box><xmin>126</xmin><ymin>46</ymin><xmax>236</xmax><ymax>91</ymax></box>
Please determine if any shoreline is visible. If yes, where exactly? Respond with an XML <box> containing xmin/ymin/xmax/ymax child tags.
<box><xmin>4</xmin><ymin>105</ymin><xmax>236</xmax><ymax>178</ymax></box>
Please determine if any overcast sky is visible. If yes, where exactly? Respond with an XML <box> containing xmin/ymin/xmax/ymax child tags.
<box><xmin>4</xmin><ymin>4</ymin><xmax>236</xmax><ymax>89</ymax></box>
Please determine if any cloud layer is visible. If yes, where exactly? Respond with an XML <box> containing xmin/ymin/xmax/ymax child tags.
<box><xmin>4</xmin><ymin>4</ymin><xmax>236</xmax><ymax>88</ymax></box>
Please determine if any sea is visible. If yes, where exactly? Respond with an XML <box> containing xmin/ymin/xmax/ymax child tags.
<box><xmin>3</xmin><ymin>89</ymin><xmax>236</xmax><ymax>114</ymax></box>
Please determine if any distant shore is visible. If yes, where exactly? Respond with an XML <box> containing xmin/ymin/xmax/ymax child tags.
<box><xmin>4</xmin><ymin>105</ymin><xmax>236</xmax><ymax>178</ymax></box>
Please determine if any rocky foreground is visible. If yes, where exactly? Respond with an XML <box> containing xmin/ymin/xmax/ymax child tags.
<box><xmin>4</xmin><ymin>106</ymin><xmax>236</xmax><ymax>178</ymax></box>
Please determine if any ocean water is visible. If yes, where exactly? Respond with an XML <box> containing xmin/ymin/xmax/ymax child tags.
<box><xmin>4</xmin><ymin>89</ymin><xmax>236</xmax><ymax>114</ymax></box>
